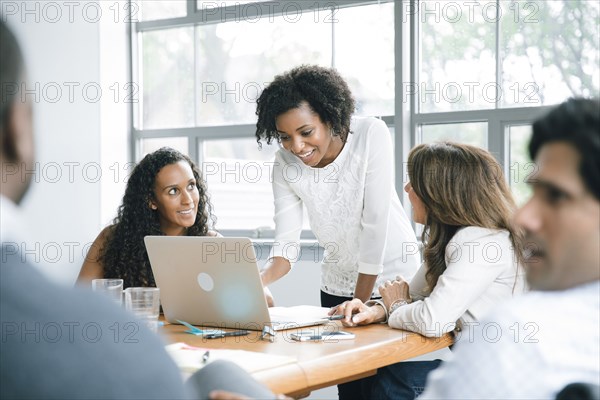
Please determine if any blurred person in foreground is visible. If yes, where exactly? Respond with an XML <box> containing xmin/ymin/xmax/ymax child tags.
<box><xmin>420</xmin><ymin>97</ymin><xmax>600</xmax><ymax>399</ymax></box>
<box><xmin>0</xmin><ymin>18</ymin><xmax>273</xmax><ymax>400</ymax></box>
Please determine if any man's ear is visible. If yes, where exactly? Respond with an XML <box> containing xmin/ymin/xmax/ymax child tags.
<box><xmin>1</xmin><ymin>98</ymin><xmax>34</xmax><ymax>204</ymax></box>
<box><xmin>3</xmin><ymin>99</ymin><xmax>33</xmax><ymax>164</ymax></box>
<box><xmin>1</xmin><ymin>103</ymin><xmax>20</xmax><ymax>162</ymax></box>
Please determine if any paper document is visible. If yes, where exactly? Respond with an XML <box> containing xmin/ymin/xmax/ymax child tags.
<box><xmin>165</xmin><ymin>342</ymin><xmax>296</xmax><ymax>375</ymax></box>
<box><xmin>268</xmin><ymin>305</ymin><xmax>331</xmax><ymax>322</ymax></box>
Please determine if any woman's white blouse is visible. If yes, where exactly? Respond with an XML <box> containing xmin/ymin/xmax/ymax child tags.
<box><xmin>388</xmin><ymin>226</ymin><xmax>526</xmax><ymax>337</ymax></box>
<box><xmin>269</xmin><ymin>117</ymin><xmax>420</xmax><ymax>298</ymax></box>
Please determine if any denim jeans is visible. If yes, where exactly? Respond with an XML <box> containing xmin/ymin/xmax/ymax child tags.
<box><xmin>321</xmin><ymin>291</ymin><xmax>374</xmax><ymax>400</ymax></box>
<box><xmin>367</xmin><ymin>360</ymin><xmax>442</xmax><ymax>400</ymax></box>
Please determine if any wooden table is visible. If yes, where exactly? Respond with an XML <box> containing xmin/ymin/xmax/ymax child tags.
<box><xmin>161</xmin><ymin>322</ymin><xmax>452</xmax><ymax>397</ymax></box>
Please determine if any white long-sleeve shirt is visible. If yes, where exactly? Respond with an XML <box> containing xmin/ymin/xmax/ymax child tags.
<box><xmin>421</xmin><ymin>281</ymin><xmax>600</xmax><ymax>399</ymax></box>
<box><xmin>269</xmin><ymin>117</ymin><xmax>420</xmax><ymax>298</ymax></box>
<box><xmin>389</xmin><ymin>226</ymin><xmax>526</xmax><ymax>337</ymax></box>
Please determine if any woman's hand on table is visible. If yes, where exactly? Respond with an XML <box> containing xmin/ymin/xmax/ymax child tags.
<box><xmin>379</xmin><ymin>277</ymin><xmax>411</xmax><ymax>311</ymax></box>
<box><xmin>329</xmin><ymin>298</ymin><xmax>385</xmax><ymax>327</ymax></box>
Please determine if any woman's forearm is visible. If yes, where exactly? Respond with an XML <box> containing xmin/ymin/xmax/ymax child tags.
<box><xmin>353</xmin><ymin>273</ymin><xmax>378</xmax><ymax>302</ymax></box>
<box><xmin>260</xmin><ymin>256</ymin><xmax>291</xmax><ymax>286</ymax></box>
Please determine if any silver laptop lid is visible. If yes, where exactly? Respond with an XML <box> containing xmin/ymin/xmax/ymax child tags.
<box><xmin>144</xmin><ymin>236</ymin><xmax>272</xmax><ymax>330</ymax></box>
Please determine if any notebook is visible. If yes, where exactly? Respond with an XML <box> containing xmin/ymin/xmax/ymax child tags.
<box><xmin>165</xmin><ymin>342</ymin><xmax>296</xmax><ymax>375</ymax></box>
<box><xmin>144</xmin><ymin>236</ymin><xmax>329</xmax><ymax>331</ymax></box>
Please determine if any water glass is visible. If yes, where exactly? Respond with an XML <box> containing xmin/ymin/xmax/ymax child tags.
<box><xmin>124</xmin><ymin>287</ymin><xmax>160</xmax><ymax>332</ymax></box>
<box><xmin>91</xmin><ymin>279</ymin><xmax>123</xmax><ymax>306</ymax></box>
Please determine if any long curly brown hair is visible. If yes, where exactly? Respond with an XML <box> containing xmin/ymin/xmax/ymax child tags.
<box><xmin>255</xmin><ymin>65</ymin><xmax>356</xmax><ymax>146</ymax></box>
<box><xmin>408</xmin><ymin>142</ymin><xmax>524</xmax><ymax>290</ymax></box>
<box><xmin>100</xmin><ymin>147</ymin><xmax>215</xmax><ymax>288</ymax></box>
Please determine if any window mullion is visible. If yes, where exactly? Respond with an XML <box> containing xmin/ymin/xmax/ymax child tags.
<box><xmin>193</xmin><ymin>25</ymin><xmax>198</xmax><ymax>128</ymax></box>
<box><xmin>137</xmin><ymin>0</ymin><xmax>390</xmax><ymax>31</ymax></box>
<box><xmin>129</xmin><ymin>3</ymin><xmax>140</xmax><ymax>162</ymax></box>
<box><xmin>495</xmin><ymin>0</ymin><xmax>501</xmax><ymax>110</ymax></box>
<box><xmin>331</xmin><ymin>4</ymin><xmax>335</xmax><ymax>68</ymax></box>
<box><xmin>189</xmin><ymin>137</ymin><xmax>200</xmax><ymax>166</ymax></box>
<box><xmin>187</xmin><ymin>0</ymin><xmax>196</xmax><ymax>17</ymax></box>
<box><xmin>488</xmin><ymin>116</ymin><xmax>504</xmax><ymax>170</ymax></box>
<box><xmin>395</xmin><ymin>0</ymin><xmax>416</xmax><ymax>219</ymax></box>
<box><xmin>197</xmin><ymin>139</ymin><xmax>205</xmax><ymax>169</ymax></box>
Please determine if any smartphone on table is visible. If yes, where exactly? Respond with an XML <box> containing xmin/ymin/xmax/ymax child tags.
<box><xmin>290</xmin><ymin>331</ymin><xmax>355</xmax><ymax>342</ymax></box>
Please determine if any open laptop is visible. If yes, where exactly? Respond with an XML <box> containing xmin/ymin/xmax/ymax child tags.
<box><xmin>144</xmin><ymin>236</ymin><xmax>329</xmax><ymax>331</ymax></box>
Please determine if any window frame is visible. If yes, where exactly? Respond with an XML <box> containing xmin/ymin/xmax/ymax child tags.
<box><xmin>131</xmin><ymin>0</ymin><xmax>395</xmax><ymax>238</ymax></box>
<box><xmin>399</xmin><ymin>0</ymin><xmax>554</xmax><ymax>224</ymax></box>
<box><xmin>130</xmin><ymin>0</ymin><xmax>570</xmax><ymax>237</ymax></box>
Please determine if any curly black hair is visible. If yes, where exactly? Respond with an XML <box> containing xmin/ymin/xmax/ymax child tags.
<box><xmin>255</xmin><ymin>65</ymin><xmax>356</xmax><ymax>147</ymax></box>
<box><xmin>100</xmin><ymin>147</ymin><xmax>215</xmax><ymax>288</ymax></box>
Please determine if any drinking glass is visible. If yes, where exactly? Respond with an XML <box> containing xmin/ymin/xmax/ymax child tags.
<box><xmin>124</xmin><ymin>287</ymin><xmax>161</xmax><ymax>332</ymax></box>
<box><xmin>91</xmin><ymin>279</ymin><xmax>124</xmax><ymax>306</ymax></box>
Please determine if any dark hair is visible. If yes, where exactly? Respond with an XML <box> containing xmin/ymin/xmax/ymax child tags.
<box><xmin>255</xmin><ymin>65</ymin><xmax>355</xmax><ymax>146</ymax></box>
<box><xmin>0</xmin><ymin>19</ymin><xmax>25</xmax><ymax>160</ymax></box>
<box><xmin>529</xmin><ymin>97</ymin><xmax>600</xmax><ymax>200</ymax></box>
<box><xmin>99</xmin><ymin>147</ymin><xmax>215</xmax><ymax>288</ymax></box>
<box><xmin>408</xmin><ymin>142</ymin><xmax>524</xmax><ymax>290</ymax></box>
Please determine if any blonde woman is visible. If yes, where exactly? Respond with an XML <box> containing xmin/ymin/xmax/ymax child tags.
<box><xmin>333</xmin><ymin>142</ymin><xmax>526</xmax><ymax>399</ymax></box>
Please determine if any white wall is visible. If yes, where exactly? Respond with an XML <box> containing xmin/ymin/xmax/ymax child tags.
<box><xmin>4</xmin><ymin>0</ymin><xmax>129</xmax><ymax>285</ymax></box>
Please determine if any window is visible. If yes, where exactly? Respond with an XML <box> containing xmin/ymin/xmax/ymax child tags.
<box><xmin>420</xmin><ymin>122</ymin><xmax>487</xmax><ymax>149</ymax></box>
<box><xmin>335</xmin><ymin>4</ymin><xmax>395</xmax><ymax>116</ymax></box>
<box><xmin>140</xmin><ymin>27</ymin><xmax>194</xmax><ymax>130</ymax></box>
<box><xmin>508</xmin><ymin>124</ymin><xmax>534</xmax><ymax>206</ymax></box>
<box><xmin>132</xmin><ymin>0</ymin><xmax>598</xmax><ymax>234</ymax></box>
<box><xmin>499</xmin><ymin>1</ymin><xmax>599</xmax><ymax>107</ymax></box>
<box><xmin>202</xmin><ymin>138</ymin><xmax>277</xmax><ymax>230</ymax></box>
<box><xmin>140</xmin><ymin>137</ymin><xmax>189</xmax><ymax>157</ymax></box>
<box><xmin>140</xmin><ymin>1</ymin><xmax>187</xmax><ymax>21</ymax></box>
<box><xmin>133</xmin><ymin>1</ymin><xmax>395</xmax><ymax>234</ymax></box>
<box><xmin>418</xmin><ymin>0</ymin><xmax>496</xmax><ymax>112</ymax></box>
<box><xmin>411</xmin><ymin>0</ymin><xmax>598</xmax><ymax>214</ymax></box>
<box><xmin>194</xmin><ymin>15</ymin><xmax>331</xmax><ymax>126</ymax></box>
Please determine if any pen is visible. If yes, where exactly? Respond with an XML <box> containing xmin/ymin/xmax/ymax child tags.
<box><xmin>204</xmin><ymin>330</ymin><xmax>250</xmax><ymax>339</ymax></box>
<box><xmin>327</xmin><ymin>314</ymin><xmax>345</xmax><ymax>321</ymax></box>
<box><xmin>202</xmin><ymin>350</ymin><xmax>210</xmax><ymax>364</ymax></box>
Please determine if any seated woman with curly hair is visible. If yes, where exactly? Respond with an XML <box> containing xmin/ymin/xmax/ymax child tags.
<box><xmin>77</xmin><ymin>147</ymin><xmax>217</xmax><ymax>288</ymax></box>
<box><xmin>333</xmin><ymin>142</ymin><xmax>527</xmax><ymax>399</ymax></box>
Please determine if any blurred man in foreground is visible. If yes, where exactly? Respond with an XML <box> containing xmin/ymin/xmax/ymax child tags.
<box><xmin>0</xmin><ymin>18</ymin><xmax>274</xmax><ymax>400</ymax></box>
<box><xmin>421</xmin><ymin>97</ymin><xmax>600</xmax><ymax>399</ymax></box>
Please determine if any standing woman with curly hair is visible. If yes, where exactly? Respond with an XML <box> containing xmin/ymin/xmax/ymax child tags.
<box><xmin>77</xmin><ymin>147</ymin><xmax>217</xmax><ymax>288</ymax></box>
<box><xmin>256</xmin><ymin>64</ymin><xmax>420</xmax><ymax>399</ymax></box>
